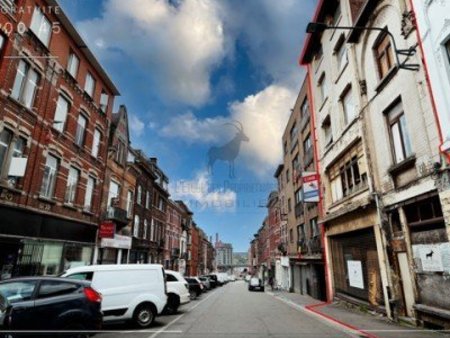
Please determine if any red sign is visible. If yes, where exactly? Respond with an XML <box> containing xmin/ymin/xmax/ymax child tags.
<box><xmin>99</xmin><ymin>221</ymin><xmax>115</xmax><ymax>238</ymax></box>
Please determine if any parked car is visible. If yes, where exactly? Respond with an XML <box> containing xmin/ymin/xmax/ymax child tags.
<box><xmin>245</xmin><ymin>275</ymin><xmax>252</xmax><ymax>283</ymax></box>
<box><xmin>0</xmin><ymin>277</ymin><xmax>102</xmax><ymax>335</ymax></box>
<box><xmin>164</xmin><ymin>270</ymin><xmax>190</xmax><ymax>314</ymax></box>
<box><xmin>248</xmin><ymin>277</ymin><xmax>264</xmax><ymax>292</ymax></box>
<box><xmin>229</xmin><ymin>275</ymin><xmax>236</xmax><ymax>282</ymax></box>
<box><xmin>204</xmin><ymin>274</ymin><xmax>218</xmax><ymax>288</ymax></box>
<box><xmin>184</xmin><ymin>277</ymin><xmax>203</xmax><ymax>299</ymax></box>
<box><xmin>208</xmin><ymin>274</ymin><xmax>223</xmax><ymax>286</ymax></box>
<box><xmin>198</xmin><ymin>276</ymin><xmax>211</xmax><ymax>290</ymax></box>
<box><xmin>63</xmin><ymin>264</ymin><xmax>167</xmax><ymax>328</ymax></box>
<box><xmin>218</xmin><ymin>273</ymin><xmax>228</xmax><ymax>284</ymax></box>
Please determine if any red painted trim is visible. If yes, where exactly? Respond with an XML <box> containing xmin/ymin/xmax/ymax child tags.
<box><xmin>304</xmin><ymin>64</ymin><xmax>332</xmax><ymax>302</ymax></box>
<box><xmin>299</xmin><ymin>0</ymin><xmax>325</xmax><ymax>66</ymax></box>
<box><xmin>408</xmin><ymin>0</ymin><xmax>450</xmax><ymax>164</ymax></box>
<box><xmin>305</xmin><ymin>302</ymin><xmax>379</xmax><ymax>338</ymax></box>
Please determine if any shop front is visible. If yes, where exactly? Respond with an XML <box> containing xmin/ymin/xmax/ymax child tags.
<box><xmin>0</xmin><ymin>206</ymin><xmax>96</xmax><ymax>279</ymax></box>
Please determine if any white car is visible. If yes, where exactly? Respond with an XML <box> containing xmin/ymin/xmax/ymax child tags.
<box><xmin>62</xmin><ymin>264</ymin><xmax>167</xmax><ymax>327</ymax></box>
<box><xmin>164</xmin><ymin>270</ymin><xmax>190</xmax><ymax>313</ymax></box>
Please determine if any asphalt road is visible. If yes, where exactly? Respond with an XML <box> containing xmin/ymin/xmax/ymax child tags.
<box><xmin>99</xmin><ymin>280</ymin><xmax>352</xmax><ymax>338</ymax></box>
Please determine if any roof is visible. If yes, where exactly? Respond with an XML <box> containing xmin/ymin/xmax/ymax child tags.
<box><xmin>47</xmin><ymin>0</ymin><xmax>120</xmax><ymax>95</ymax></box>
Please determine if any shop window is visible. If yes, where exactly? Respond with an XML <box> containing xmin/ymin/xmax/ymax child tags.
<box><xmin>40</xmin><ymin>243</ymin><xmax>63</xmax><ymax>275</ymax></box>
<box><xmin>386</xmin><ymin>101</ymin><xmax>413</xmax><ymax>164</ymax></box>
<box><xmin>374</xmin><ymin>32</ymin><xmax>395</xmax><ymax>80</ymax></box>
<box><xmin>40</xmin><ymin>154</ymin><xmax>59</xmax><ymax>199</ymax></box>
<box><xmin>11</xmin><ymin>60</ymin><xmax>40</xmax><ymax>109</ymax></box>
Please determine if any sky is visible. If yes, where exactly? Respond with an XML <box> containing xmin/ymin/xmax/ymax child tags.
<box><xmin>59</xmin><ymin>0</ymin><xmax>317</xmax><ymax>251</ymax></box>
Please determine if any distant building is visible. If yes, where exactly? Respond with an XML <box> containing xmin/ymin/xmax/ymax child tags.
<box><xmin>215</xmin><ymin>234</ymin><xmax>233</xmax><ymax>270</ymax></box>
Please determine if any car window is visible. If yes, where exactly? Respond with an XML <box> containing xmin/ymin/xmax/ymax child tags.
<box><xmin>166</xmin><ymin>273</ymin><xmax>178</xmax><ymax>282</ymax></box>
<box><xmin>37</xmin><ymin>281</ymin><xmax>80</xmax><ymax>299</ymax></box>
<box><xmin>66</xmin><ymin>272</ymin><xmax>93</xmax><ymax>281</ymax></box>
<box><xmin>0</xmin><ymin>281</ymin><xmax>37</xmax><ymax>304</ymax></box>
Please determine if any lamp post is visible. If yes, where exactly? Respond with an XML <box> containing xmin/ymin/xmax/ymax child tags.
<box><xmin>306</xmin><ymin>22</ymin><xmax>420</xmax><ymax>71</ymax></box>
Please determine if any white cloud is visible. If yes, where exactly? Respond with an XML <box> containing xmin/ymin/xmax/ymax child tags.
<box><xmin>77</xmin><ymin>0</ymin><xmax>228</xmax><ymax>106</ymax></box>
<box><xmin>229</xmin><ymin>84</ymin><xmax>296</xmax><ymax>177</ymax></box>
<box><xmin>129</xmin><ymin>114</ymin><xmax>145</xmax><ymax>137</ymax></box>
<box><xmin>170</xmin><ymin>171</ymin><xmax>237</xmax><ymax>211</ymax></box>
<box><xmin>160</xmin><ymin>111</ymin><xmax>230</xmax><ymax>143</ymax></box>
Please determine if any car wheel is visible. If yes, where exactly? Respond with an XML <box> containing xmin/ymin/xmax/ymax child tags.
<box><xmin>164</xmin><ymin>294</ymin><xmax>180</xmax><ymax>314</ymax></box>
<box><xmin>189</xmin><ymin>290</ymin><xmax>197</xmax><ymax>300</ymax></box>
<box><xmin>133</xmin><ymin>303</ymin><xmax>156</xmax><ymax>328</ymax></box>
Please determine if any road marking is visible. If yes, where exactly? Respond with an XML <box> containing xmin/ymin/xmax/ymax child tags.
<box><xmin>147</xmin><ymin>289</ymin><xmax>222</xmax><ymax>338</ymax></box>
<box><xmin>266</xmin><ymin>292</ymin><xmax>366</xmax><ymax>338</ymax></box>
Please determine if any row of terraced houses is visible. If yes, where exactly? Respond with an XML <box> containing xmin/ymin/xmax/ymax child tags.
<box><xmin>0</xmin><ymin>0</ymin><xmax>215</xmax><ymax>280</ymax></box>
<box><xmin>250</xmin><ymin>0</ymin><xmax>450</xmax><ymax>330</ymax></box>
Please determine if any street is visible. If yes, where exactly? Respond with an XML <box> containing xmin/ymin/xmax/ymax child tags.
<box><xmin>100</xmin><ymin>281</ymin><xmax>350</xmax><ymax>338</ymax></box>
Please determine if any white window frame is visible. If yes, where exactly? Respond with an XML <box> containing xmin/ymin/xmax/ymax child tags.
<box><xmin>145</xmin><ymin>191</ymin><xmax>150</xmax><ymax>209</ymax></box>
<box><xmin>133</xmin><ymin>215</ymin><xmax>140</xmax><ymax>238</ymax></box>
<box><xmin>65</xmin><ymin>166</ymin><xmax>79</xmax><ymax>205</ymax></box>
<box><xmin>144</xmin><ymin>219</ymin><xmax>148</xmax><ymax>240</ymax></box>
<box><xmin>84</xmin><ymin>176</ymin><xmax>95</xmax><ymax>211</ymax></box>
<box><xmin>107</xmin><ymin>180</ymin><xmax>120</xmax><ymax>208</ymax></box>
<box><xmin>318</xmin><ymin>73</ymin><xmax>327</xmax><ymax>103</ymax></box>
<box><xmin>30</xmin><ymin>7</ymin><xmax>52</xmax><ymax>47</ymax></box>
<box><xmin>150</xmin><ymin>218</ymin><xmax>155</xmax><ymax>241</ymax></box>
<box><xmin>84</xmin><ymin>72</ymin><xmax>95</xmax><ymax>98</ymax></box>
<box><xmin>126</xmin><ymin>190</ymin><xmax>134</xmax><ymax>217</ymax></box>
<box><xmin>11</xmin><ymin>60</ymin><xmax>39</xmax><ymax>109</ymax></box>
<box><xmin>75</xmin><ymin>114</ymin><xmax>87</xmax><ymax>146</ymax></box>
<box><xmin>53</xmin><ymin>95</ymin><xmax>70</xmax><ymax>133</ymax></box>
<box><xmin>67</xmin><ymin>52</ymin><xmax>79</xmax><ymax>79</ymax></box>
<box><xmin>40</xmin><ymin>154</ymin><xmax>58</xmax><ymax>199</ymax></box>
<box><xmin>137</xmin><ymin>185</ymin><xmax>142</xmax><ymax>205</ymax></box>
<box><xmin>342</xmin><ymin>87</ymin><xmax>355</xmax><ymax>125</ymax></box>
<box><xmin>100</xmin><ymin>92</ymin><xmax>108</xmax><ymax>112</ymax></box>
<box><xmin>92</xmin><ymin>129</ymin><xmax>101</xmax><ymax>158</ymax></box>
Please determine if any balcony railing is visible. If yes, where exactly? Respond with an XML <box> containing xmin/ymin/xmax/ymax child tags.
<box><xmin>307</xmin><ymin>236</ymin><xmax>322</xmax><ymax>254</ymax></box>
<box><xmin>105</xmin><ymin>207</ymin><xmax>129</xmax><ymax>225</ymax></box>
<box><xmin>0</xmin><ymin>0</ymin><xmax>16</xmax><ymax>14</ymax></box>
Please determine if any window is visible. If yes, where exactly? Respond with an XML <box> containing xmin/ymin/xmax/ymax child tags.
<box><xmin>11</xmin><ymin>60</ymin><xmax>40</xmax><ymax>108</ymax></box>
<box><xmin>137</xmin><ymin>185</ymin><xmax>142</xmax><ymax>205</ymax></box>
<box><xmin>335</xmin><ymin>36</ymin><xmax>348</xmax><ymax>72</ymax></box>
<box><xmin>295</xmin><ymin>189</ymin><xmax>302</xmax><ymax>204</ymax></box>
<box><xmin>40</xmin><ymin>154</ymin><xmax>58</xmax><ymax>199</ymax></box>
<box><xmin>84</xmin><ymin>72</ymin><xmax>95</xmax><ymax>97</ymax></box>
<box><xmin>92</xmin><ymin>129</ymin><xmax>101</xmax><ymax>158</ymax></box>
<box><xmin>75</xmin><ymin>114</ymin><xmax>87</xmax><ymax>146</ymax></box>
<box><xmin>84</xmin><ymin>176</ymin><xmax>95</xmax><ymax>211</ymax></box>
<box><xmin>289</xmin><ymin>229</ymin><xmax>293</xmax><ymax>243</ymax></box>
<box><xmin>303</xmin><ymin>134</ymin><xmax>312</xmax><ymax>153</ymax></box>
<box><xmin>146</xmin><ymin>191</ymin><xmax>150</xmax><ymax>209</ymax></box>
<box><xmin>322</xmin><ymin>115</ymin><xmax>333</xmax><ymax>146</ymax></box>
<box><xmin>158</xmin><ymin>198</ymin><xmax>165</xmax><ymax>211</ymax></box>
<box><xmin>38</xmin><ymin>281</ymin><xmax>79</xmax><ymax>299</ymax></box>
<box><xmin>342</xmin><ymin>87</ymin><xmax>356</xmax><ymax>125</ymax></box>
<box><xmin>310</xmin><ymin>217</ymin><xmax>319</xmax><ymax>237</ymax></box>
<box><xmin>340</xmin><ymin>156</ymin><xmax>362</xmax><ymax>197</ymax></box>
<box><xmin>0</xmin><ymin>129</ymin><xmax>12</xmax><ymax>173</ymax></box>
<box><xmin>100</xmin><ymin>91</ymin><xmax>109</xmax><ymax>112</ymax></box>
<box><xmin>126</xmin><ymin>190</ymin><xmax>134</xmax><ymax>217</ymax></box>
<box><xmin>290</xmin><ymin>122</ymin><xmax>298</xmax><ymax>146</ymax></box>
<box><xmin>387</xmin><ymin>102</ymin><xmax>413</xmax><ymax>163</ymax></box>
<box><xmin>67</xmin><ymin>53</ymin><xmax>79</xmax><ymax>78</ymax></box>
<box><xmin>30</xmin><ymin>7</ymin><xmax>51</xmax><ymax>47</ymax></box>
<box><xmin>301</xmin><ymin>99</ymin><xmax>310</xmax><ymax>120</ymax></box>
<box><xmin>283</xmin><ymin>141</ymin><xmax>288</xmax><ymax>155</ymax></box>
<box><xmin>332</xmin><ymin>4</ymin><xmax>341</xmax><ymax>24</ymax></box>
<box><xmin>150</xmin><ymin>218</ymin><xmax>155</xmax><ymax>241</ymax></box>
<box><xmin>0</xmin><ymin>34</ymin><xmax>5</xmax><ymax>52</ymax></box>
<box><xmin>115</xmin><ymin>141</ymin><xmax>126</xmax><ymax>164</ymax></box>
<box><xmin>318</xmin><ymin>73</ymin><xmax>328</xmax><ymax>104</ymax></box>
<box><xmin>288</xmin><ymin>198</ymin><xmax>292</xmax><ymax>213</ymax></box>
<box><xmin>374</xmin><ymin>33</ymin><xmax>395</xmax><ymax>79</ymax></box>
<box><xmin>297</xmin><ymin>224</ymin><xmax>305</xmax><ymax>241</ymax></box>
<box><xmin>107</xmin><ymin>181</ymin><xmax>120</xmax><ymax>207</ymax></box>
<box><xmin>144</xmin><ymin>219</ymin><xmax>148</xmax><ymax>240</ymax></box>
<box><xmin>65</xmin><ymin>167</ymin><xmax>79</xmax><ymax>204</ymax></box>
<box><xmin>446</xmin><ymin>39</ymin><xmax>450</xmax><ymax>64</ymax></box>
<box><xmin>286</xmin><ymin>169</ymin><xmax>290</xmax><ymax>183</ymax></box>
<box><xmin>0</xmin><ymin>281</ymin><xmax>37</xmax><ymax>303</ymax></box>
<box><xmin>133</xmin><ymin>215</ymin><xmax>140</xmax><ymax>238</ymax></box>
<box><xmin>53</xmin><ymin>95</ymin><xmax>69</xmax><ymax>132</ymax></box>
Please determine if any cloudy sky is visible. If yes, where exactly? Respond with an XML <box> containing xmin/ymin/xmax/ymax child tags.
<box><xmin>59</xmin><ymin>0</ymin><xmax>317</xmax><ymax>251</ymax></box>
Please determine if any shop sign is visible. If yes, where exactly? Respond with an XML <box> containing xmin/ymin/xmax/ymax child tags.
<box><xmin>100</xmin><ymin>234</ymin><xmax>132</xmax><ymax>249</ymax></box>
<box><xmin>302</xmin><ymin>172</ymin><xmax>319</xmax><ymax>203</ymax></box>
<box><xmin>413</xmin><ymin>243</ymin><xmax>449</xmax><ymax>272</ymax></box>
<box><xmin>99</xmin><ymin>221</ymin><xmax>115</xmax><ymax>238</ymax></box>
<box><xmin>347</xmin><ymin>260</ymin><xmax>364</xmax><ymax>289</ymax></box>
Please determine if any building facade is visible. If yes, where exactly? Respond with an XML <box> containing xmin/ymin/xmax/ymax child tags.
<box><xmin>0</xmin><ymin>0</ymin><xmax>118</xmax><ymax>278</ymax></box>
<box><xmin>164</xmin><ymin>199</ymin><xmax>183</xmax><ymax>271</ymax></box>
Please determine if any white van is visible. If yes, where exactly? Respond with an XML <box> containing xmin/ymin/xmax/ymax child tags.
<box><xmin>62</xmin><ymin>264</ymin><xmax>167</xmax><ymax>327</ymax></box>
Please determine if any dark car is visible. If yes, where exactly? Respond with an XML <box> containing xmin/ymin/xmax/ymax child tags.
<box><xmin>0</xmin><ymin>277</ymin><xmax>102</xmax><ymax>335</ymax></box>
<box><xmin>184</xmin><ymin>277</ymin><xmax>203</xmax><ymax>299</ymax></box>
<box><xmin>248</xmin><ymin>277</ymin><xmax>264</xmax><ymax>292</ymax></box>
<box><xmin>202</xmin><ymin>275</ymin><xmax>217</xmax><ymax>288</ymax></box>
<box><xmin>207</xmin><ymin>274</ymin><xmax>222</xmax><ymax>287</ymax></box>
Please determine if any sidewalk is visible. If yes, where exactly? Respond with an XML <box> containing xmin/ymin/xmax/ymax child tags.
<box><xmin>267</xmin><ymin>290</ymin><xmax>446</xmax><ymax>338</ymax></box>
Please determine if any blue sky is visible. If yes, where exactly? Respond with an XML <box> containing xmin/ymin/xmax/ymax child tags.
<box><xmin>59</xmin><ymin>0</ymin><xmax>317</xmax><ymax>251</ymax></box>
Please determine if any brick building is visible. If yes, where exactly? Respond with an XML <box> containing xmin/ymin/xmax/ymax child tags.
<box><xmin>164</xmin><ymin>199</ymin><xmax>183</xmax><ymax>270</ymax></box>
<box><xmin>188</xmin><ymin>223</ymin><xmax>199</xmax><ymax>276</ymax></box>
<box><xmin>0</xmin><ymin>0</ymin><xmax>118</xmax><ymax>278</ymax></box>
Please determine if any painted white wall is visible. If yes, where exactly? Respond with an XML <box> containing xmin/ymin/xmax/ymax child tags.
<box><xmin>413</xmin><ymin>0</ymin><xmax>450</xmax><ymax>151</ymax></box>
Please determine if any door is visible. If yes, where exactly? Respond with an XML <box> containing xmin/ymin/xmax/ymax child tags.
<box><xmin>397</xmin><ymin>252</ymin><xmax>415</xmax><ymax>317</ymax></box>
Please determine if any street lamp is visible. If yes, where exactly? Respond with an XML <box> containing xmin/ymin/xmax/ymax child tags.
<box><xmin>305</xmin><ymin>22</ymin><xmax>420</xmax><ymax>71</ymax></box>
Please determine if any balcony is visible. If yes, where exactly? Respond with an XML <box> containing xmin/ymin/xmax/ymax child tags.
<box><xmin>307</xmin><ymin>236</ymin><xmax>322</xmax><ymax>254</ymax></box>
<box><xmin>104</xmin><ymin>207</ymin><xmax>129</xmax><ymax>225</ymax></box>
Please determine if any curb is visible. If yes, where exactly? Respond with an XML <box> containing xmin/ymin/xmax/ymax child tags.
<box><xmin>267</xmin><ymin>291</ymin><xmax>376</xmax><ymax>338</ymax></box>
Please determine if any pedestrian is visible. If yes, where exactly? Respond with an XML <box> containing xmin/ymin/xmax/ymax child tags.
<box><xmin>269</xmin><ymin>276</ymin><xmax>274</xmax><ymax>290</ymax></box>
